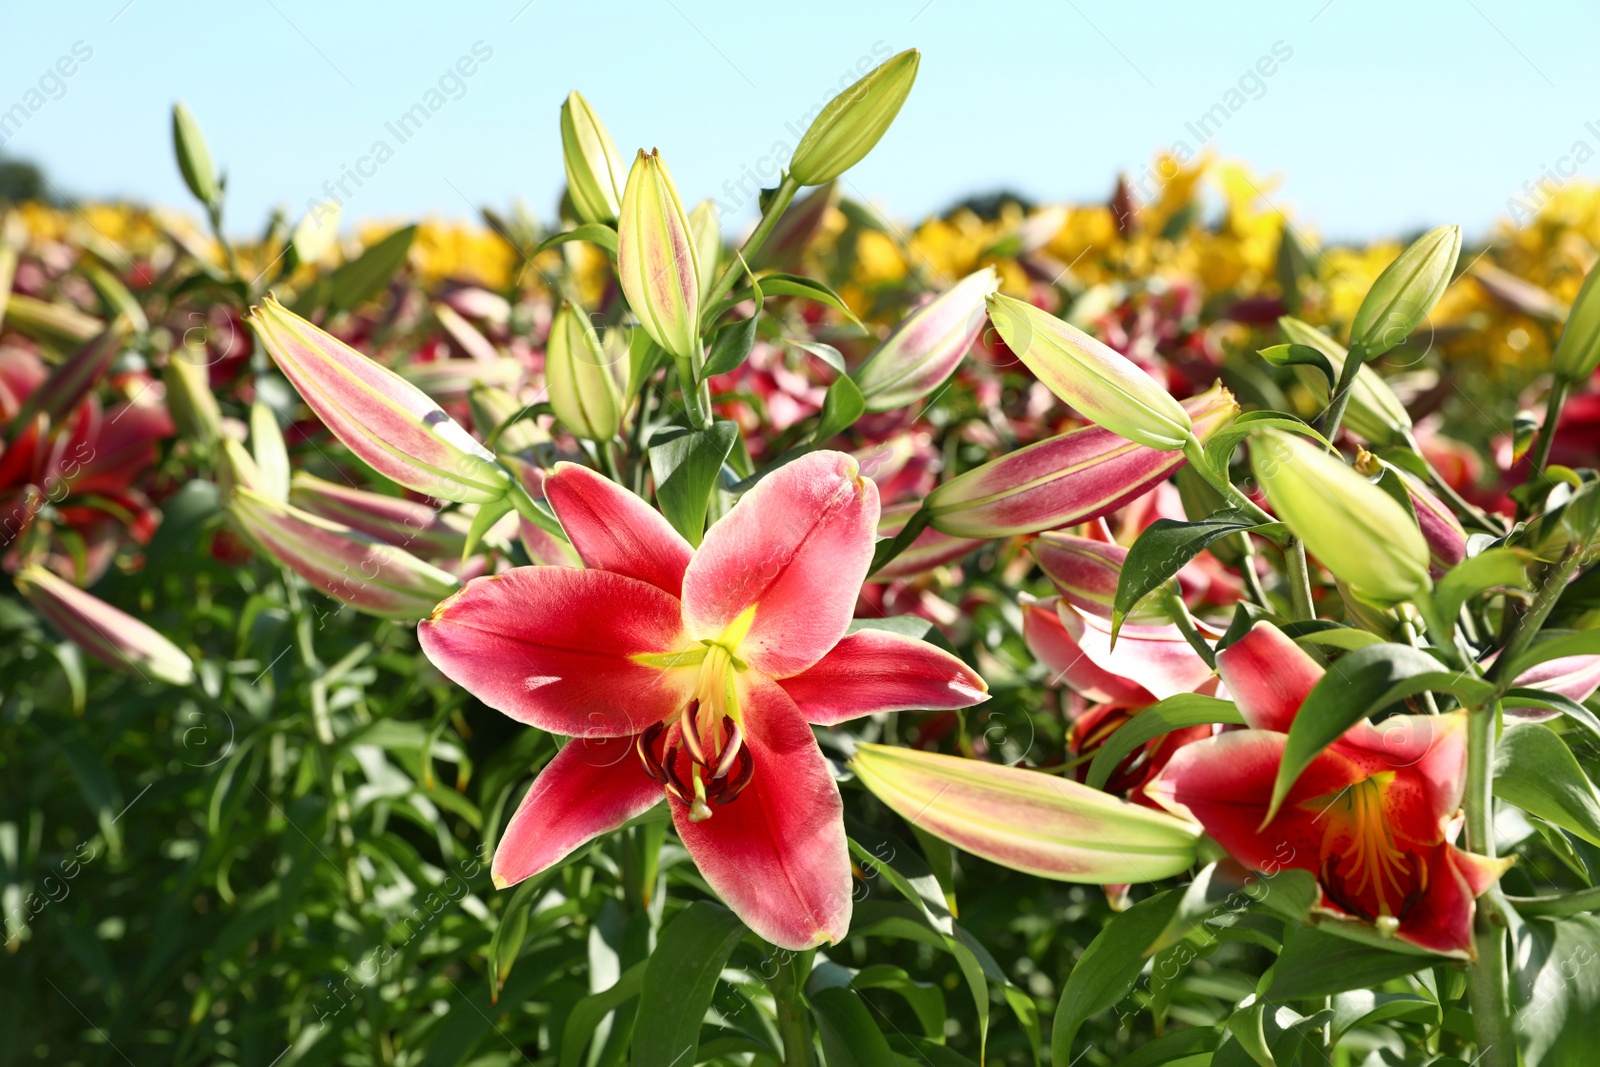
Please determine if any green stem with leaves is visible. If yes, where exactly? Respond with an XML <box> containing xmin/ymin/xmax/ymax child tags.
<box><xmin>771</xmin><ymin>951</ymin><xmax>814</xmax><ymax>1067</ymax></box>
<box><xmin>1520</xmin><ymin>377</ymin><xmax>1572</xmax><ymax>518</ymax></box>
<box><xmin>699</xmin><ymin>173</ymin><xmax>801</xmax><ymax>326</ymax></box>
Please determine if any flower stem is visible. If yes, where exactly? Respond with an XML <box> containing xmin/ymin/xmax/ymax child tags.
<box><xmin>1164</xmin><ymin>588</ymin><xmax>1216</xmax><ymax>669</ymax></box>
<box><xmin>1464</xmin><ymin>701</ymin><xmax>1516</xmax><ymax>1067</ymax></box>
<box><xmin>1519</xmin><ymin>377</ymin><xmax>1571</xmax><ymax>520</ymax></box>
<box><xmin>700</xmin><ymin>173</ymin><xmax>801</xmax><ymax>327</ymax></box>
<box><xmin>771</xmin><ymin>951</ymin><xmax>814</xmax><ymax>1067</ymax></box>
<box><xmin>1317</xmin><ymin>342</ymin><xmax>1366</xmax><ymax>442</ymax></box>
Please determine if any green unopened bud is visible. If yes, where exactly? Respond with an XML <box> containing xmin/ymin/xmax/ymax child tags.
<box><xmin>547</xmin><ymin>303</ymin><xmax>624</xmax><ymax>441</ymax></box>
<box><xmin>1251</xmin><ymin>429</ymin><xmax>1430</xmax><ymax>605</ymax></box>
<box><xmin>1554</xmin><ymin>260</ymin><xmax>1600</xmax><ymax>382</ymax></box>
<box><xmin>560</xmin><ymin>91</ymin><xmax>626</xmax><ymax>226</ymax></box>
<box><xmin>617</xmin><ymin>149</ymin><xmax>700</xmax><ymax>364</ymax></box>
<box><xmin>985</xmin><ymin>292</ymin><xmax>1192</xmax><ymax>450</ymax></box>
<box><xmin>789</xmin><ymin>49</ymin><xmax>920</xmax><ymax>186</ymax></box>
<box><xmin>469</xmin><ymin>383</ymin><xmax>548</xmax><ymax>455</ymax></box>
<box><xmin>1349</xmin><ymin>224</ymin><xmax>1460</xmax><ymax>360</ymax></box>
<box><xmin>171</xmin><ymin>102</ymin><xmax>220</xmax><ymax>208</ymax></box>
<box><xmin>163</xmin><ymin>345</ymin><xmax>224</xmax><ymax>448</ymax></box>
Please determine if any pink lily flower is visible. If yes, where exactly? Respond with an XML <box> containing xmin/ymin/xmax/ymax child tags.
<box><xmin>418</xmin><ymin>452</ymin><xmax>988</xmax><ymax>948</ymax></box>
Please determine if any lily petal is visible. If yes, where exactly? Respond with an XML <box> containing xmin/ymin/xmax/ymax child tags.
<box><xmin>682</xmin><ymin>450</ymin><xmax>879</xmax><ymax>678</ymax></box>
<box><xmin>1215</xmin><ymin>621</ymin><xmax>1324</xmax><ymax>732</ymax></box>
<box><xmin>491</xmin><ymin>735</ymin><xmax>664</xmax><ymax>888</ymax></box>
<box><xmin>673</xmin><ymin>677</ymin><xmax>851</xmax><ymax>949</ymax></box>
<box><xmin>1375</xmin><ymin>842</ymin><xmax>1507</xmax><ymax>957</ymax></box>
<box><xmin>1069</xmin><ymin>604</ymin><xmax>1216</xmax><ymax>701</ymax></box>
<box><xmin>1148</xmin><ymin>730</ymin><xmax>1364</xmax><ymax>872</ymax></box>
<box><xmin>419</xmin><ymin>567</ymin><xmax>694</xmax><ymax>737</ymax></box>
<box><xmin>779</xmin><ymin>629</ymin><xmax>988</xmax><ymax>725</ymax></box>
<box><xmin>1334</xmin><ymin>712</ymin><xmax>1466</xmax><ymax>844</ymax></box>
<box><xmin>1021</xmin><ymin>596</ymin><xmax>1150</xmax><ymax>705</ymax></box>
<box><xmin>544</xmin><ymin>461</ymin><xmax>693</xmax><ymax>596</ymax></box>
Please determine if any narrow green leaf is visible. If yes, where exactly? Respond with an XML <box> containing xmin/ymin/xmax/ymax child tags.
<box><xmin>1085</xmin><ymin>694</ymin><xmax>1243</xmax><ymax>792</ymax></box>
<box><xmin>1269</xmin><ymin>644</ymin><xmax>1492</xmax><ymax>822</ymax></box>
<box><xmin>785</xmin><ymin>338</ymin><xmax>846</xmax><ymax>374</ymax></box>
<box><xmin>533</xmin><ymin>222</ymin><xmax>619</xmax><ymax>257</ymax></box>
<box><xmin>1203</xmin><ymin>410</ymin><xmax>1332</xmax><ymax>477</ymax></box>
<box><xmin>328</xmin><ymin>225</ymin><xmax>416</xmax><ymax>314</ymax></box>
<box><xmin>1495</xmin><ymin>723</ymin><xmax>1600</xmax><ymax>846</ymax></box>
<box><xmin>1328</xmin><ymin>991</ymin><xmax>1439</xmax><ymax>1042</ymax></box>
<box><xmin>1148</xmin><ymin>859</ymin><xmax>1258</xmax><ymax>954</ymax></box>
<box><xmin>630</xmin><ymin>902</ymin><xmax>746</xmax><ymax>1067</ymax></box>
<box><xmin>1051</xmin><ymin>890</ymin><xmax>1181</xmax><ymax>1064</ymax></box>
<box><xmin>560</xmin><ymin>962</ymin><xmax>645</xmax><ymax>1067</ymax></box>
<box><xmin>729</xmin><ymin>272</ymin><xmax>867</xmax><ymax>332</ymax></box>
<box><xmin>1114</xmin><ymin>511</ymin><xmax>1270</xmax><ymax>635</ymax></box>
<box><xmin>1226</xmin><ymin>1000</ymin><xmax>1275</xmax><ymax>1067</ymax></box>
<box><xmin>648</xmin><ymin>421</ymin><xmax>738</xmax><ymax>546</ymax></box>
<box><xmin>1257</xmin><ymin>343</ymin><xmax>1335</xmax><ymax>389</ymax></box>
<box><xmin>1501</xmin><ymin>688</ymin><xmax>1600</xmax><ymax>741</ymax></box>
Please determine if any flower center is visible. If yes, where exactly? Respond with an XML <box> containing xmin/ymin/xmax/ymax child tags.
<box><xmin>1312</xmin><ymin>774</ymin><xmax>1423</xmax><ymax>923</ymax></box>
<box><xmin>635</xmin><ymin>608</ymin><xmax>758</xmax><ymax>822</ymax></box>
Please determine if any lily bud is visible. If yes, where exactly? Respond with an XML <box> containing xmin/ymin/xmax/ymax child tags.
<box><xmin>14</xmin><ymin>323</ymin><xmax>129</xmax><ymax>427</ymax></box>
<box><xmin>217</xmin><ymin>438</ymin><xmax>265</xmax><ymax>500</ymax></box>
<box><xmin>985</xmin><ymin>292</ymin><xmax>1193</xmax><ymax>450</ymax></box>
<box><xmin>1031</xmin><ymin>532</ymin><xmax>1166</xmax><ymax>623</ymax></box>
<box><xmin>230</xmin><ymin>487</ymin><xmax>460</xmax><ymax>620</ymax></box>
<box><xmin>1354</xmin><ymin>452</ymin><xmax>1466</xmax><ymax>572</ymax></box>
<box><xmin>850</xmin><ymin>743</ymin><xmax>1199</xmax><ymax>883</ymax></box>
<box><xmin>789</xmin><ymin>49</ymin><xmax>920</xmax><ymax>185</ymax></box>
<box><xmin>753</xmin><ymin>181</ymin><xmax>838</xmax><ymax>270</ymax></box>
<box><xmin>248</xmin><ymin>295</ymin><xmax>511</xmax><ymax>505</ymax></box>
<box><xmin>1276</xmin><ymin>317</ymin><xmax>1411</xmax><ymax>446</ymax></box>
<box><xmin>162</xmin><ymin>345</ymin><xmax>224</xmax><ymax>448</ymax></box>
<box><xmin>16</xmin><ymin>564</ymin><xmax>194</xmax><ymax>686</ymax></box>
<box><xmin>1251</xmin><ymin>429</ymin><xmax>1430</xmax><ymax>604</ymax></box>
<box><xmin>853</xmin><ymin>267</ymin><xmax>997</xmax><ymax>411</ymax></box>
<box><xmin>927</xmin><ymin>383</ymin><xmax>1237</xmax><ymax>538</ymax></box>
<box><xmin>1348</xmin><ymin>224</ymin><xmax>1460</xmax><ymax>360</ymax></box>
<box><xmin>290</xmin><ymin>472</ymin><xmax>482</xmax><ymax>561</ymax></box>
<box><xmin>617</xmin><ymin>150</ymin><xmax>700</xmax><ymax>364</ymax></box>
<box><xmin>1554</xmin><ymin>259</ymin><xmax>1600</xmax><ymax>382</ymax></box>
<box><xmin>559</xmin><ymin>91</ymin><xmax>626</xmax><ymax>226</ymax></box>
<box><xmin>171</xmin><ymin>102</ymin><xmax>220</xmax><ymax>208</ymax></box>
<box><xmin>546</xmin><ymin>303</ymin><xmax>624</xmax><ymax>441</ymax></box>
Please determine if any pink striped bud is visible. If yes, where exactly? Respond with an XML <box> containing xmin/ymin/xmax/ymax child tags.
<box><xmin>854</xmin><ymin>267</ymin><xmax>997</xmax><ymax>411</ymax></box>
<box><xmin>16</xmin><ymin>565</ymin><xmax>194</xmax><ymax>686</ymax></box>
<box><xmin>927</xmin><ymin>383</ymin><xmax>1237</xmax><ymax>538</ymax></box>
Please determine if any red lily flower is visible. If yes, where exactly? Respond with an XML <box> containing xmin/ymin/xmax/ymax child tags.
<box><xmin>418</xmin><ymin>451</ymin><xmax>988</xmax><ymax>948</ymax></box>
<box><xmin>1148</xmin><ymin>622</ymin><xmax>1510</xmax><ymax>956</ymax></box>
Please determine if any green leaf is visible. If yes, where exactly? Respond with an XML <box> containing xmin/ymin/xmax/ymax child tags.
<box><xmin>813</xmin><ymin>374</ymin><xmax>865</xmax><ymax>443</ymax></box>
<box><xmin>648</xmin><ymin>421</ymin><xmax>738</xmax><ymax>546</ymax></box>
<box><xmin>1267</xmin><ymin>924</ymin><xmax>1439</xmax><ymax>999</ymax></box>
<box><xmin>701</xmin><ymin>313</ymin><xmax>758</xmax><ymax>381</ymax></box>
<box><xmin>848</xmin><ymin>964</ymin><xmax>946</xmax><ymax>1040</ymax></box>
<box><xmin>1513</xmin><ymin>914</ymin><xmax>1600</xmax><ymax>1064</ymax></box>
<box><xmin>1212</xmin><ymin>1003</ymin><xmax>1334</xmax><ymax>1067</ymax></box>
<box><xmin>626</xmin><ymin>329</ymin><xmax>668</xmax><ymax>399</ymax></box>
<box><xmin>1051</xmin><ymin>890</ymin><xmax>1181</xmax><ymax>1064</ymax></box>
<box><xmin>1086</xmin><ymin>694</ymin><xmax>1243</xmax><ymax>792</ymax></box>
<box><xmin>1495</xmin><ymin>723</ymin><xmax>1600</xmax><ymax>846</ymax></box>
<box><xmin>1258</xmin><ymin>343</ymin><xmax>1335</xmax><ymax>389</ymax></box>
<box><xmin>1203</xmin><ymin>410</ymin><xmax>1333</xmax><ymax>477</ymax></box>
<box><xmin>1328</xmin><ymin>991</ymin><xmax>1439</xmax><ymax>1042</ymax></box>
<box><xmin>533</xmin><ymin>222</ymin><xmax>619</xmax><ymax>257</ymax></box>
<box><xmin>729</xmin><ymin>272</ymin><xmax>866</xmax><ymax>332</ymax></box>
<box><xmin>1149</xmin><ymin>859</ymin><xmax>1259</xmax><ymax>954</ymax></box>
<box><xmin>847</xmin><ymin>615</ymin><xmax>935</xmax><ymax>641</ymax></box>
<box><xmin>809</xmin><ymin>986</ymin><xmax>895</xmax><ymax>1065</ymax></box>
<box><xmin>630</xmin><ymin>902</ymin><xmax>746</xmax><ymax>1067</ymax></box>
<box><xmin>560</xmin><ymin>962</ymin><xmax>645</xmax><ymax>1067</ymax></box>
<box><xmin>1431</xmin><ymin>547</ymin><xmax>1529</xmax><ymax>630</ymax></box>
<box><xmin>1114</xmin><ymin>511</ymin><xmax>1276</xmax><ymax>636</ymax></box>
<box><xmin>1226</xmin><ymin>1000</ymin><xmax>1274</xmax><ymax>1067</ymax></box>
<box><xmin>1501</xmin><ymin>687</ymin><xmax>1600</xmax><ymax>741</ymax></box>
<box><xmin>785</xmin><ymin>338</ymin><xmax>847</xmax><ymax>374</ymax></box>
<box><xmin>1292</xmin><ymin>627</ymin><xmax>1385</xmax><ymax>652</ymax></box>
<box><xmin>1269</xmin><ymin>643</ymin><xmax>1492</xmax><ymax>822</ymax></box>
<box><xmin>868</xmin><ymin>504</ymin><xmax>931</xmax><ymax>577</ymax></box>
<box><xmin>327</xmin><ymin>225</ymin><xmax>416</xmax><ymax>314</ymax></box>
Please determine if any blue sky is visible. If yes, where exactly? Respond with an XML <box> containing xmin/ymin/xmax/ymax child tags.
<box><xmin>1</xmin><ymin>0</ymin><xmax>1595</xmax><ymax>242</ymax></box>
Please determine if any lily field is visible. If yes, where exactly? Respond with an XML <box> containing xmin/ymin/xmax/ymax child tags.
<box><xmin>10</xmin><ymin>45</ymin><xmax>1600</xmax><ymax>1067</ymax></box>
